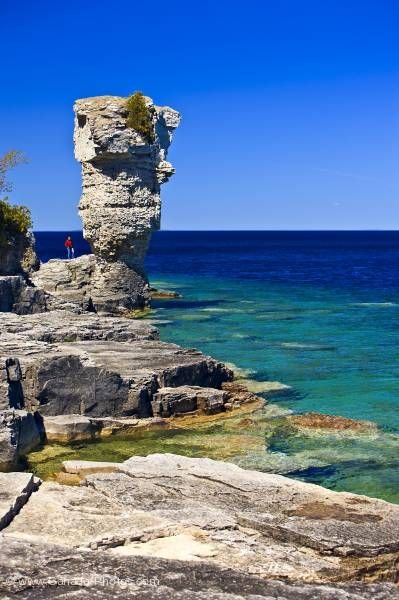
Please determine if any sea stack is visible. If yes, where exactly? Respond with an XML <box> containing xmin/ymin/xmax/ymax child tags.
<box><xmin>73</xmin><ymin>95</ymin><xmax>180</xmax><ymax>313</ymax></box>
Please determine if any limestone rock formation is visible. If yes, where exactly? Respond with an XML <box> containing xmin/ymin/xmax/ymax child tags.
<box><xmin>0</xmin><ymin>411</ymin><xmax>42</xmax><ymax>470</ymax></box>
<box><xmin>0</xmin><ymin>310</ymin><xmax>232</xmax><ymax>465</ymax></box>
<box><xmin>1</xmin><ymin>538</ymin><xmax>397</xmax><ymax>599</ymax></box>
<box><xmin>1</xmin><ymin>454</ymin><xmax>399</xmax><ymax>597</ymax></box>
<box><xmin>73</xmin><ymin>95</ymin><xmax>180</xmax><ymax>313</ymax></box>
<box><xmin>0</xmin><ymin>231</ymin><xmax>39</xmax><ymax>278</ymax></box>
<box><xmin>0</xmin><ymin>275</ymin><xmax>52</xmax><ymax>314</ymax></box>
<box><xmin>152</xmin><ymin>385</ymin><xmax>229</xmax><ymax>417</ymax></box>
<box><xmin>31</xmin><ymin>255</ymin><xmax>96</xmax><ymax>311</ymax></box>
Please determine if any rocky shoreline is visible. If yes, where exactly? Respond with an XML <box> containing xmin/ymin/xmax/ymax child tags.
<box><xmin>2</xmin><ymin>306</ymin><xmax>271</xmax><ymax>468</ymax></box>
<box><xmin>1</xmin><ymin>300</ymin><xmax>398</xmax><ymax>597</ymax></box>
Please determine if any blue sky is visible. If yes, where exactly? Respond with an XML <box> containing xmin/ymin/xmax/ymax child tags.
<box><xmin>1</xmin><ymin>0</ymin><xmax>398</xmax><ymax>230</ymax></box>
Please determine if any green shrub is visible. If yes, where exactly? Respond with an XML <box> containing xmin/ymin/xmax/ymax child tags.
<box><xmin>0</xmin><ymin>198</ymin><xmax>32</xmax><ymax>249</ymax></box>
<box><xmin>126</xmin><ymin>91</ymin><xmax>155</xmax><ymax>143</ymax></box>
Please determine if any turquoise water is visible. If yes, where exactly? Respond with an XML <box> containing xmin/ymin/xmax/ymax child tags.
<box><xmin>151</xmin><ymin>277</ymin><xmax>398</xmax><ymax>429</ymax></box>
<box><xmin>149</xmin><ymin>275</ymin><xmax>399</xmax><ymax>502</ymax></box>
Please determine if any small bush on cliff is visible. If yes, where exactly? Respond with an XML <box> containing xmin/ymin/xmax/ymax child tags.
<box><xmin>0</xmin><ymin>199</ymin><xmax>32</xmax><ymax>249</ymax></box>
<box><xmin>0</xmin><ymin>150</ymin><xmax>32</xmax><ymax>249</ymax></box>
<box><xmin>126</xmin><ymin>91</ymin><xmax>155</xmax><ymax>144</ymax></box>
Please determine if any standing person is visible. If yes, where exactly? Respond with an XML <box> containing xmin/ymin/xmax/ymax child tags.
<box><xmin>64</xmin><ymin>235</ymin><xmax>74</xmax><ymax>259</ymax></box>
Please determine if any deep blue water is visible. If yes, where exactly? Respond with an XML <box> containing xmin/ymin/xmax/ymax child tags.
<box><xmin>36</xmin><ymin>229</ymin><xmax>399</xmax><ymax>291</ymax></box>
<box><xmin>34</xmin><ymin>230</ymin><xmax>399</xmax><ymax>502</ymax></box>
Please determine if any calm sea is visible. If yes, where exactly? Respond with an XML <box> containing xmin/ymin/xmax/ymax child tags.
<box><xmin>34</xmin><ymin>230</ymin><xmax>399</xmax><ymax>502</ymax></box>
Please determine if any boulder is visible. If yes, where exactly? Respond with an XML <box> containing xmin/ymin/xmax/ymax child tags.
<box><xmin>31</xmin><ymin>255</ymin><xmax>96</xmax><ymax>311</ymax></box>
<box><xmin>42</xmin><ymin>415</ymin><xmax>99</xmax><ymax>443</ymax></box>
<box><xmin>0</xmin><ymin>276</ymin><xmax>48</xmax><ymax>314</ymax></box>
<box><xmin>0</xmin><ymin>410</ymin><xmax>42</xmax><ymax>470</ymax></box>
<box><xmin>0</xmin><ymin>276</ymin><xmax>23</xmax><ymax>312</ymax></box>
<box><xmin>152</xmin><ymin>385</ymin><xmax>228</xmax><ymax>417</ymax></box>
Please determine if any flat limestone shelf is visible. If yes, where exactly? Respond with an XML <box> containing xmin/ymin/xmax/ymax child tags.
<box><xmin>0</xmin><ymin>311</ymin><xmax>232</xmax><ymax>418</ymax></box>
<box><xmin>1</xmin><ymin>454</ymin><xmax>399</xmax><ymax>595</ymax></box>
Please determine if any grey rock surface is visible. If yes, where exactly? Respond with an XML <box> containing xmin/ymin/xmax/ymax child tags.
<box><xmin>0</xmin><ymin>276</ymin><xmax>48</xmax><ymax>314</ymax></box>
<box><xmin>0</xmin><ymin>309</ymin><xmax>232</xmax><ymax>464</ymax></box>
<box><xmin>31</xmin><ymin>255</ymin><xmax>96</xmax><ymax>311</ymax></box>
<box><xmin>115</xmin><ymin>454</ymin><xmax>399</xmax><ymax>558</ymax></box>
<box><xmin>152</xmin><ymin>385</ymin><xmax>228</xmax><ymax>417</ymax></box>
<box><xmin>0</xmin><ymin>231</ymin><xmax>39</xmax><ymax>277</ymax></box>
<box><xmin>0</xmin><ymin>410</ymin><xmax>41</xmax><ymax>469</ymax></box>
<box><xmin>0</xmin><ymin>309</ymin><xmax>158</xmax><ymax>343</ymax></box>
<box><xmin>73</xmin><ymin>95</ymin><xmax>180</xmax><ymax>312</ymax></box>
<box><xmin>0</xmin><ymin>312</ymin><xmax>232</xmax><ymax>419</ymax></box>
<box><xmin>42</xmin><ymin>414</ymin><xmax>99</xmax><ymax>442</ymax></box>
<box><xmin>1</xmin><ymin>536</ymin><xmax>397</xmax><ymax>600</ymax></box>
<box><xmin>3</xmin><ymin>454</ymin><xmax>399</xmax><ymax>588</ymax></box>
<box><xmin>0</xmin><ymin>472</ymin><xmax>38</xmax><ymax>529</ymax></box>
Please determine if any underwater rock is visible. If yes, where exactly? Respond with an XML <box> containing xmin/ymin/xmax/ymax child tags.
<box><xmin>238</xmin><ymin>379</ymin><xmax>293</xmax><ymax>396</ymax></box>
<box><xmin>150</xmin><ymin>287</ymin><xmax>182</xmax><ymax>299</ymax></box>
<box><xmin>222</xmin><ymin>381</ymin><xmax>266</xmax><ymax>406</ymax></box>
<box><xmin>62</xmin><ymin>459</ymin><xmax>120</xmax><ymax>476</ymax></box>
<box><xmin>287</xmin><ymin>412</ymin><xmax>376</xmax><ymax>432</ymax></box>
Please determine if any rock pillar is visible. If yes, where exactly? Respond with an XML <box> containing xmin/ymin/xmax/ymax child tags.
<box><xmin>73</xmin><ymin>95</ymin><xmax>180</xmax><ymax>312</ymax></box>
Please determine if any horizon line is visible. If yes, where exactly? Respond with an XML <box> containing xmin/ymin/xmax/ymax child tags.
<box><xmin>33</xmin><ymin>229</ymin><xmax>399</xmax><ymax>233</ymax></box>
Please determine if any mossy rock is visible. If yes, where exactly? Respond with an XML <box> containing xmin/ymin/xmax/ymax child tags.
<box><xmin>125</xmin><ymin>307</ymin><xmax>152</xmax><ymax>319</ymax></box>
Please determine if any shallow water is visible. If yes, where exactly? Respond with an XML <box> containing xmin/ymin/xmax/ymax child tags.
<box><xmin>33</xmin><ymin>231</ymin><xmax>399</xmax><ymax>502</ymax></box>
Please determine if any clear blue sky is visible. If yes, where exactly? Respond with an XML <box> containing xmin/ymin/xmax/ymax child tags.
<box><xmin>1</xmin><ymin>0</ymin><xmax>398</xmax><ymax>230</ymax></box>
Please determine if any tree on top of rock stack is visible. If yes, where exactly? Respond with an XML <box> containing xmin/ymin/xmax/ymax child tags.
<box><xmin>126</xmin><ymin>91</ymin><xmax>155</xmax><ymax>144</ymax></box>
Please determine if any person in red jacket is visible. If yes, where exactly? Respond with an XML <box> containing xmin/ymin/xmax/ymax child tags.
<box><xmin>64</xmin><ymin>235</ymin><xmax>75</xmax><ymax>259</ymax></box>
